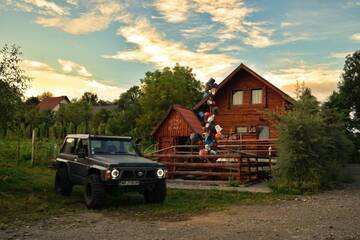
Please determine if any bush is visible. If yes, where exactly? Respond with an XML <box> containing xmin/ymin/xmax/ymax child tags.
<box><xmin>271</xmin><ymin>88</ymin><xmax>354</xmax><ymax>193</ymax></box>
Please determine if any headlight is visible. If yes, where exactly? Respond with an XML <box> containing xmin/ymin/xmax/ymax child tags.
<box><xmin>157</xmin><ymin>169</ymin><xmax>165</xmax><ymax>178</ymax></box>
<box><xmin>111</xmin><ymin>169</ymin><xmax>120</xmax><ymax>178</ymax></box>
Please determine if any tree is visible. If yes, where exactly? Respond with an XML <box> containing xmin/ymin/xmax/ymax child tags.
<box><xmin>57</xmin><ymin>101</ymin><xmax>92</xmax><ymax>134</ymax></box>
<box><xmin>325</xmin><ymin>50</ymin><xmax>360</xmax><ymax>159</ymax></box>
<box><xmin>272</xmin><ymin>87</ymin><xmax>354</xmax><ymax>193</ymax></box>
<box><xmin>81</xmin><ymin>92</ymin><xmax>98</xmax><ymax>105</ymax></box>
<box><xmin>0</xmin><ymin>44</ymin><xmax>30</xmax><ymax>132</ymax></box>
<box><xmin>136</xmin><ymin>64</ymin><xmax>203</xmax><ymax>139</ymax></box>
<box><xmin>38</xmin><ymin>91</ymin><xmax>53</xmax><ymax>101</ymax></box>
<box><xmin>25</xmin><ymin>96</ymin><xmax>40</xmax><ymax>106</ymax></box>
<box><xmin>118</xmin><ymin>86</ymin><xmax>141</xmax><ymax>110</ymax></box>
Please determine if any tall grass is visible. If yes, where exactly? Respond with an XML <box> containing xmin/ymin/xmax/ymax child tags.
<box><xmin>0</xmin><ymin>138</ymin><xmax>61</xmax><ymax>167</ymax></box>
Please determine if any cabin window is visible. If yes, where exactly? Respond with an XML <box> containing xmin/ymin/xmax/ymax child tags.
<box><xmin>257</xmin><ymin>126</ymin><xmax>269</xmax><ymax>139</ymax></box>
<box><xmin>232</xmin><ymin>90</ymin><xmax>243</xmax><ymax>105</ymax></box>
<box><xmin>251</xmin><ymin>89</ymin><xmax>263</xmax><ymax>104</ymax></box>
<box><xmin>236</xmin><ymin>127</ymin><xmax>248</xmax><ymax>134</ymax></box>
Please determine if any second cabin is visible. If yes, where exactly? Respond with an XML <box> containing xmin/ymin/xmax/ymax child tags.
<box><xmin>152</xmin><ymin>63</ymin><xmax>294</xmax><ymax>150</ymax></box>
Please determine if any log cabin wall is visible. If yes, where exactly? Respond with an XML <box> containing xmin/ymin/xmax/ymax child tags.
<box><xmin>206</xmin><ymin>69</ymin><xmax>288</xmax><ymax>140</ymax></box>
<box><xmin>154</xmin><ymin>109</ymin><xmax>192</xmax><ymax>149</ymax></box>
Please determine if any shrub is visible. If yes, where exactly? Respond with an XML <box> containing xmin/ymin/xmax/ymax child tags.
<box><xmin>271</xmin><ymin>88</ymin><xmax>354</xmax><ymax>193</ymax></box>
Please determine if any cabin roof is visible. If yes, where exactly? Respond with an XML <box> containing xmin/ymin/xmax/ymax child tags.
<box><xmin>152</xmin><ymin>104</ymin><xmax>203</xmax><ymax>136</ymax></box>
<box><xmin>194</xmin><ymin>63</ymin><xmax>295</xmax><ymax>109</ymax></box>
<box><xmin>37</xmin><ymin>96</ymin><xmax>70</xmax><ymax>111</ymax></box>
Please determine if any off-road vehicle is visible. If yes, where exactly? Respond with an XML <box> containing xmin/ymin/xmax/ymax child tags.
<box><xmin>53</xmin><ymin>134</ymin><xmax>166</xmax><ymax>209</ymax></box>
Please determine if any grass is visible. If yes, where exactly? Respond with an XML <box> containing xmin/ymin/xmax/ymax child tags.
<box><xmin>0</xmin><ymin>162</ymin><xmax>293</xmax><ymax>225</ymax></box>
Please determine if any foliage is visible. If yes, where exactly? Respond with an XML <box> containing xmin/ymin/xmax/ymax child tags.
<box><xmin>0</xmin><ymin>44</ymin><xmax>30</xmax><ymax>131</ymax></box>
<box><xmin>56</xmin><ymin>100</ymin><xmax>92</xmax><ymax>134</ymax></box>
<box><xmin>271</xmin><ymin>87</ymin><xmax>354</xmax><ymax>193</ymax></box>
<box><xmin>0</xmin><ymin>138</ymin><xmax>60</xmax><ymax>166</ymax></box>
<box><xmin>325</xmin><ymin>50</ymin><xmax>360</xmax><ymax>161</ymax></box>
<box><xmin>136</xmin><ymin>64</ymin><xmax>203</xmax><ymax>140</ymax></box>
<box><xmin>81</xmin><ymin>91</ymin><xmax>98</xmax><ymax>105</ymax></box>
<box><xmin>38</xmin><ymin>91</ymin><xmax>53</xmax><ymax>101</ymax></box>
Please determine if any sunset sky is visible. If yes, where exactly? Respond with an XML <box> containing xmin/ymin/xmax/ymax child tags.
<box><xmin>1</xmin><ymin>0</ymin><xmax>359</xmax><ymax>101</ymax></box>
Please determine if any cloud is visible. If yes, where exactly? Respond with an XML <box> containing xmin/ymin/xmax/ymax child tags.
<box><xmin>351</xmin><ymin>33</ymin><xmax>360</xmax><ymax>42</ymax></box>
<box><xmin>66</xmin><ymin>0</ymin><xmax>78</xmax><ymax>6</ymax></box>
<box><xmin>58</xmin><ymin>59</ymin><xmax>92</xmax><ymax>77</ymax></box>
<box><xmin>196</xmin><ymin>42</ymin><xmax>219</xmax><ymax>53</ymax></box>
<box><xmin>330</xmin><ymin>51</ymin><xmax>352</xmax><ymax>59</ymax></box>
<box><xmin>264</xmin><ymin>63</ymin><xmax>341</xmax><ymax>101</ymax></box>
<box><xmin>219</xmin><ymin>45</ymin><xmax>243</xmax><ymax>52</ymax></box>
<box><xmin>154</xmin><ymin>0</ymin><xmax>191</xmax><ymax>23</ymax></box>
<box><xmin>23</xmin><ymin>0</ymin><xmax>68</xmax><ymax>15</ymax></box>
<box><xmin>104</xmin><ymin>18</ymin><xmax>237</xmax><ymax>81</ymax></box>
<box><xmin>280</xmin><ymin>21</ymin><xmax>300</xmax><ymax>28</ymax></box>
<box><xmin>36</xmin><ymin>1</ymin><xmax>127</xmax><ymax>34</ymax></box>
<box><xmin>23</xmin><ymin>59</ymin><xmax>124</xmax><ymax>100</ymax></box>
<box><xmin>193</xmin><ymin>0</ymin><xmax>254</xmax><ymax>35</ymax></box>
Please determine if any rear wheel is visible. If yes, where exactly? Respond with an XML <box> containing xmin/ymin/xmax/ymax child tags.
<box><xmin>55</xmin><ymin>167</ymin><xmax>73</xmax><ymax>196</ymax></box>
<box><xmin>144</xmin><ymin>180</ymin><xmax>166</xmax><ymax>203</ymax></box>
<box><xmin>84</xmin><ymin>174</ymin><xmax>106</xmax><ymax>209</ymax></box>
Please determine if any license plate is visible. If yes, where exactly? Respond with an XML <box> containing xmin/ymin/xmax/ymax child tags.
<box><xmin>119</xmin><ymin>180</ymin><xmax>140</xmax><ymax>186</ymax></box>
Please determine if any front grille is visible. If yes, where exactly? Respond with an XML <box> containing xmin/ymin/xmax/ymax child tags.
<box><xmin>119</xmin><ymin>169</ymin><xmax>157</xmax><ymax>180</ymax></box>
<box><xmin>121</xmin><ymin>170</ymin><xmax>134</xmax><ymax>179</ymax></box>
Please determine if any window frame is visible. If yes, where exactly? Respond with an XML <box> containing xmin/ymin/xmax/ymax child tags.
<box><xmin>251</xmin><ymin>88</ymin><xmax>263</xmax><ymax>105</ymax></box>
<box><xmin>257</xmin><ymin>125</ymin><xmax>270</xmax><ymax>140</ymax></box>
<box><xmin>231</xmin><ymin>90</ymin><xmax>244</xmax><ymax>106</ymax></box>
<box><xmin>61</xmin><ymin>137</ymin><xmax>78</xmax><ymax>155</ymax></box>
<box><xmin>236</xmin><ymin>126</ymin><xmax>248</xmax><ymax>134</ymax></box>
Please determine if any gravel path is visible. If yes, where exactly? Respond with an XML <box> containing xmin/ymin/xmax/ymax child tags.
<box><xmin>2</xmin><ymin>165</ymin><xmax>360</xmax><ymax>240</ymax></box>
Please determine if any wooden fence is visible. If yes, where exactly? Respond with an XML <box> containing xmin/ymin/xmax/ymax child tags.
<box><xmin>146</xmin><ymin>139</ymin><xmax>277</xmax><ymax>184</ymax></box>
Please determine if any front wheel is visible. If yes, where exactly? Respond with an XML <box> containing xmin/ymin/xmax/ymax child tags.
<box><xmin>55</xmin><ymin>167</ymin><xmax>73</xmax><ymax>196</ymax></box>
<box><xmin>84</xmin><ymin>174</ymin><xmax>106</xmax><ymax>209</ymax></box>
<box><xmin>144</xmin><ymin>180</ymin><xmax>166</xmax><ymax>203</ymax></box>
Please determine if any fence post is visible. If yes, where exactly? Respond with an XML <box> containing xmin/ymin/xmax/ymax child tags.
<box><xmin>31</xmin><ymin>129</ymin><xmax>36</xmax><ymax>167</ymax></box>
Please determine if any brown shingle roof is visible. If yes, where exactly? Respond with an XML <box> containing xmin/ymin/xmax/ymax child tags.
<box><xmin>37</xmin><ymin>96</ymin><xmax>70</xmax><ymax>111</ymax></box>
<box><xmin>152</xmin><ymin>104</ymin><xmax>203</xmax><ymax>136</ymax></box>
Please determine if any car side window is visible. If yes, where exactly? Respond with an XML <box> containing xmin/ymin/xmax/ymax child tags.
<box><xmin>77</xmin><ymin>139</ymin><xmax>89</xmax><ymax>157</ymax></box>
<box><xmin>62</xmin><ymin>138</ymin><xmax>77</xmax><ymax>155</ymax></box>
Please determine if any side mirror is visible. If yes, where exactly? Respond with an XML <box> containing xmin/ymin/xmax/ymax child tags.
<box><xmin>78</xmin><ymin>151</ymin><xmax>86</xmax><ymax>158</ymax></box>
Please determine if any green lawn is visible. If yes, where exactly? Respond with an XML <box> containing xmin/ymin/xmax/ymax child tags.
<box><xmin>0</xmin><ymin>162</ymin><xmax>293</xmax><ymax>225</ymax></box>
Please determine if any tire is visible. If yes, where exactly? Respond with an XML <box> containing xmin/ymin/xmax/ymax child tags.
<box><xmin>144</xmin><ymin>180</ymin><xmax>166</xmax><ymax>203</ymax></box>
<box><xmin>55</xmin><ymin>167</ymin><xmax>73</xmax><ymax>196</ymax></box>
<box><xmin>84</xmin><ymin>174</ymin><xmax>106</xmax><ymax>209</ymax></box>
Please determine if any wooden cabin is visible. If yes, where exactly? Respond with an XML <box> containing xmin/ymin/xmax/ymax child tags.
<box><xmin>152</xmin><ymin>63</ymin><xmax>294</xmax><ymax>149</ymax></box>
<box><xmin>152</xmin><ymin>105</ymin><xmax>203</xmax><ymax>150</ymax></box>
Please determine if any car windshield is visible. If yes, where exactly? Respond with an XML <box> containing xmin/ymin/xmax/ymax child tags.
<box><xmin>90</xmin><ymin>138</ymin><xmax>138</xmax><ymax>156</ymax></box>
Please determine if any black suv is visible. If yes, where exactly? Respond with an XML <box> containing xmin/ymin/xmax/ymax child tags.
<box><xmin>53</xmin><ymin>134</ymin><xmax>166</xmax><ymax>209</ymax></box>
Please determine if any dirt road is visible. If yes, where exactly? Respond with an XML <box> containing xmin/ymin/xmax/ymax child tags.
<box><xmin>2</xmin><ymin>165</ymin><xmax>360</xmax><ymax>240</ymax></box>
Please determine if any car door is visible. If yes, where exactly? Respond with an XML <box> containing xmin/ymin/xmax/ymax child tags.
<box><xmin>59</xmin><ymin>137</ymin><xmax>79</xmax><ymax>183</ymax></box>
<box><xmin>72</xmin><ymin>138</ymin><xmax>90</xmax><ymax>183</ymax></box>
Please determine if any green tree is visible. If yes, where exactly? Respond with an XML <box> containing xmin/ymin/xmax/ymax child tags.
<box><xmin>38</xmin><ymin>91</ymin><xmax>53</xmax><ymax>101</ymax></box>
<box><xmin>325</xmin><ymin>50</ymin><xmax>360</xmax><ymax>160</ymax></box>
<box><xmin>0</xmin><ymin>44</ymin><xmax>30</xmax><ymax>132</ymax></box>
<box><xmin>272</xmin><ymin>87</ymin><xmax>354</xmax><ymax>193</ymax></box>
<box><xmin>57</xmin><ymin>101</ymin><xmax>92</xmax><ymax>134</ymax></box>
<box><xmin>81</xmin><ymin>92</ymin><xmax>98</xmax><ymax>105</ymax></box>
<box><xmin>136</xmin><ymin>64</ymin><xmax>203</xmax><ymax>139</ymax></box>
<box><xmin>25</xmin><ymin>96</ymin><xmax>40</xmax><ymax>106</ymax></box>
